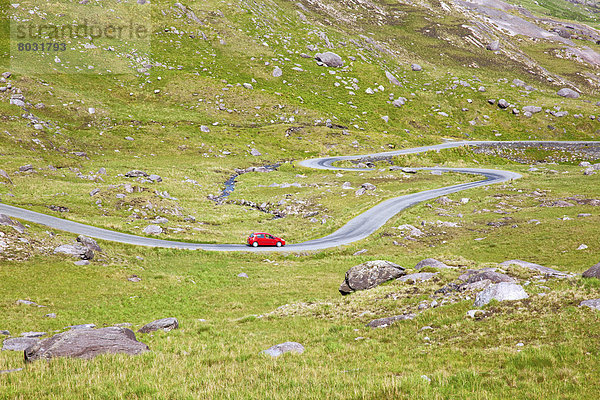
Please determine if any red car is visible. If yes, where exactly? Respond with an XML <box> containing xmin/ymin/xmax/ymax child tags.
<box><xmin>247</xmin><ymin>232</ymin><xmax>286</xmax><ymax>247</ymax></box>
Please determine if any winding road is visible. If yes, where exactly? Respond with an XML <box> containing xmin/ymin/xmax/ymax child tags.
<box><xmin>0</xmin><ymin>140</ymin><xmax>596</xmax><ymax>252</ymax></box>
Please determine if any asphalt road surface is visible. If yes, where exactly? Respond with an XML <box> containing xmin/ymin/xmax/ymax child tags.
<box><xmin>0</xmin><ymin>140</ymin><xmax>595</xmax><ymax>252</ymax></box>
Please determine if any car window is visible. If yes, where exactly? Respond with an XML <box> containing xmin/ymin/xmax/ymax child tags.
<box><xmin>257</xmin><ymin>234</ymin><xmax>264</xmax><ymax>238</ymax></box>
<box><xmin>266</xmin><ymin>235</ymin><xmax>273</xmax><ymax>239</ymax></box>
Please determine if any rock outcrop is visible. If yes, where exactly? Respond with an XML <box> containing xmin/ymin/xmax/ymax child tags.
<box><xmin>339</xmin><ymin>260</ymin><xmax>405</xmax><ymax>295</ymax></box>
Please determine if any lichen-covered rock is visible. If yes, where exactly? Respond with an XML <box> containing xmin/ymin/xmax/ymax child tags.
<box><xmin>557</xmin><ymin>88</ymin><xmax>580</xmax><ymax>99</ymax></box>
<box><xmin>2</xmin><ymin>337</ymin><xmax>39</xmax><ymax>351</ymax></box>
<box><xmin>77</xmin><ymin>235</ymin><xmax>102</xmax><ymax>252</ymax></box>
<box><xmin>54</xmin><ymin>244</ymin><xmax>94</xmax><ymax>260</ymax></box>
<box><xmin>339</xmin><ymin>260</ymin><xmax>405</xmax><ymax>295</ymax></box>
<box><xmin>367</xmin><ymin>314</ymin><xmax>416</xmax><ymax>328</ymax></box>
<box><xmin>579</xmin><ymin>299</ymin><xmax>600</xmax><ymax>310</ymax></box>
<box><xmin>314</xmin><ymin>52</ymin><xmax>343</xmax><ymax>68</ymax></box>
<box><xmin>24</xmin><ymin>327</ymin><xmax>149</xmax><ymax>361</ymax></box>
<box><xmin>500</xmin><ymin>260</ymin><xmax>570</xmax><ymax>277</ymax></box>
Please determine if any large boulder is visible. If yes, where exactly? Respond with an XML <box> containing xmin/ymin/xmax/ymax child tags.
<box><xmin>137</xmin><ymin>317</ymin><xmax>179</xmax><ymax>333</ymax></box>
<box><xmin>125</xmin><ymin>170</ymin><xmax>148</xmax><ymax>178</ymax></box>
<box><xmin>2</xmin><ymin>337</ymin><xmax>39</xmax><ymax>351</ymax></box>
<box><xmin>474</xmin><ymin>282</ymin><xmax>529</xmax><ymax>307</ymax></box>
<box><xmin>557</xmin><ymin>88</ymin><xmax>580</xmax><ymax>99</ymax></box>
<box><xmin>261</xmin><ymin>342</ymin><xmax>304</xmax><ymax>357</ymax></box>
<box><xmin>314</xmin><ymin>52</ymin><xmax>343</xmax><ymax>68</ymax></box>
<box><xmin>339</xmin><ymin>260</ymin><xmax>405</xmax><ymax>295</ymax></box>
<box><xmin>24</xmin><ymin>327</ymin><xmax>149</xmax><ymax>361</ymax></box>
<box><xmin>54</xmin><ymin>244</ymin><xmax>94</xmax><ymax>260</ymax></box>
<box><xmin>414</xmin><ymin>258</ymin><xmax>450</xmax><ymax>270</ymax></box>
<box><xmin>582</xmin><ymin>262</ymin><xmax>600</xmax><ymax>279</ymax></box>
<box><xmin>464</xmin><ymin>270</ymin><xmax>516</xmax><ymax>284</ymax></box>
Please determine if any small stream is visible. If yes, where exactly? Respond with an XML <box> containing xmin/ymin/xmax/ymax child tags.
<box><xmin>212</xmin><ymin>162</ymin><xmax>282</xmax><ymax>202</ymax></box>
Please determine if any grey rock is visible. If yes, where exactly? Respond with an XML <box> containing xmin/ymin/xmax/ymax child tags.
<box><xmin>498</xmin><ymin>99</ymin><xmax>509</xmax><ymax>109</ymax></box>
<box><xmin>499</xmin><ymin>260</ymin><xmax>569</xmax><ymax>277</ymax></box>
<box><xmin>339</xmin><ymin>260</ymin><xmax>406</xmax><ymax>295</ymax></box>
<box><xmin>385</xmin><ymin>71</ymin><xmax>401</xmax><ymax>86</ymax></box>
<box><xmin>464</xmin><ymin>270</ymin><xmax>516</xmax><ymax>284</ymax></box>
<box><xmin>77</xmin><ymin>235</ymin><xmax>101</xmax><ymax>252</ymax></box>
<box><xmin>579</xmin><ymin>299</ymin><xmax>600</xmax><ymax>310</ymax></box>
<box><xmin>397</xmin><ymin>272</ymin><xmax>437</xmax><ymax>283</ymax></box>
<box><xmin>361</xmin><ymin>183</ymin><xmax>376</xmax><ymax>190</ymax></box>
<box><xmin>137</xmin><ymin>318</ymin><xmax>179</xmax><ymax>334</ymax></box>
<box><xmin>237</xmin><ymin>272</ymin><xmax>249</xmax><ymax>278</ymax></box>
<box><xmin>273</xmin><ymin>67</ymin><xmax>283</xmax><ymax>77</ymax></box>
<box><xmin>0</xmin><ymin>169</ymin><xmax>12</xmax><ymax>183</ymax></box>
<box><xmin>125</xmin><ymin>170</ymin><xmax>148</xmax><ymax>178</ymax></box>
<box><xmin>200</xmin><ymin>125</ymin><xmax>210</xmax><ymax>133</ymax></box>
<box><xmin>54</xmin><ymin>244</ymin><xmax>94</xmax><ymax>260</ymax></box>
<box><xmin>523</xmin><ymin>106</ymin><xmax>542</xmax><ymax>114</ymax></box>
<box><xmin>74</xmin><ymin>260</ymin><xmax>90</xmax><ymax>266</ymax></box>
<box><xmin>142</xmin><ymin>225</ymin><xmax>162</xmax><ymax>235</ymax></box>
<box><xmin>148</xmin><ymin>174</ymin><xmax>162</xmax><ymax>182</ymax></box>
<box><xmin>2</xmin><ymin>337</ymin><xmax>38</xmax><ymax>351</ymax></box>
<box><xmin>582</xmin><ymin>262</ymin><xmax>600</xmax><ymax>279</ymax></box>
<box><xmin>0</xmin><ymin>214</ymin><xmax>26</xmax><ymax>233</ymax></box>
<box><xmin>250</xmin><ymin>148</ymin><xmax>262</xmax><ymax>156</ymax></box>
<box><xmin>314</xmin><ymin>52</ymin><xmax>343</xmax><ymax>68</ymax></box>
<box><xmin>24</xmin><ymin>327</ymin><xmax>149</xmax><ymax>361</ymax></box>
<box><xmin>474</xmin><ymin>282</ymin><xmax>529</xmax><ymax>307</ymax></box>
<box><xmin>392</xmin><ymin>98</ymin><xmax>406</xmax><ymax>108</ymax></box>
<box><xmin>414</xmin><ymin>258</ymin><xmax>450</xmax><ymax>270</ymax></box>
<box><xmin>367</xmin><ymin>313</ymin><xmax>416</xmax><ymax>328</ymax></box>
<box><xmin>557</xmin><ymin>88</ymin><xmax>580</xmax><ymax>99</ymax></box>
<box><xmin>486</xmin><ymin>40</ymin><xmax>500</xmax><ymax>51</ymax></box>
<box><xmin>0</xmin><ymin>330</ymin><xmax>10</xmax><ymax>335</ymax></box>
<box><xmin>262</xmin><ymin>342</ymin><xmax>305</xmax><ymax>357</ymax></box>
<box><xmin>243</xmin><ymin>83</ymin><xmax>254</xmax><ymax>90</ymax></box>
<box><xmin>411</xmin><ymin>63</ymin><xmax>422</xmax><ymax>71</ymax></box>
<box><xmin>21</xmin><ymin>332</ymin><xmax>46</xmax><ymax>338</ymax></box>
<box><xmin>16</xmin><ymin>299</ymin><xmax>44</xmax><ymax>307</ymax></box>
<box><xmin>128</xmin><ymin>275</ymin><xmax>142</xmax><ymax>282</ymax></box>
<box><xmin>19</xmin><ymin>164</ymin><xmax>34</xmax><ymax>173</ymax></box>
<box><xmin>68</xmin><ymin>324</ymin><xmax>96</xmax><ymax>330</ymax></box>
<box><xmin>45</xmin><ymin>313</ymin><xmax>57</xmax><ymax>318</ymax></box>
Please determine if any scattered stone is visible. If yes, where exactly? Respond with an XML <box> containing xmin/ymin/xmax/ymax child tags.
<box><xmin>499</xmin><ymin>260</ymin><xmax>569</xmax><ymax>277</ymax></box>
<box><xmin>414</xmin><ymin>258</ymin><xmax>450</xmax><ymax>270</ymax></box>
<box><xmin>498</xmin><ymin>99</ymin><xmax>509</xmax><ymax>109</ymax></box>
<box><xmin>577</xmin><ymin>244</ymin><xmax>588</xmax><ymax>250</ymax></box>
<box><xmin>473</xmin><ymin>282</ymin><xmax>529</xmax><ymax>307</ymax></box>
<box><xmin>250</xmin><ymin>148</ymin><xmax>262</xmax><ymax>156</ymax></box>
<box><xmin>200</xmin><ymin>125</ymin><xmax>210</xmax><ymax>133</ymax></box>
<box><xmin>0</xmin><ymin>169</ymin><xmax>12</xmax><ymax>184</ymax></box>
<box><xmin>74</xmin><ymin>260</ymin><xmax>90</xmax><ymax>266</ymax></box>
<box><xmin>466</xmin><ymin>309</ymin><xmax>486</xmax><ymax>318</ymax></box>
<box><xmin>137</xmin><ymin>318</ymin><xmax>179</xmax><ymax>334</ymax></box>
<box><xmin>2</xmin><ymin>337</ymin><xmax>38</xmax><ymax>351</ymax></box>
<box><xmin>557</xmin><ymin>88</ymin><xmax>580</xmax><ymax>99</ymax></box>
<box><xmin>243</xmin><ymin>83</ymin><xmax>254</xmax><ymax>90</ymax></box>
<box><xmin>486</xmin><ymin>40</ymin><xmax>500</xmax><ymax>51</ymax></box>
<box><xmin>237</xmin><ymin>272</ymin><xmax>249</xmax><ymax>278</ymax></box>
<box><xmin>24</xmin><ymin>327</ymin><xmax>149</xmax><ymax>361</ymax></box>
<box><xmin>582</xmin><ymin>262</ymin><xmax>600</xmax><ymax>279</ymax></box>
<box><xmin>361</xmin><ymin>183</ymin><xmax>376</xmax><ymax>190</ymax></box>
<box><xmin>68</xmin><ymin>324</ymin><xmax>96</xmax><ymax>330</ymax></box>
<box><xmin>77</xmin><ymin>235</ymin><xmax>101</xmax><ymax>252</ymax></box>
<box><xmin>411</xmin><ymin>64</ymin><xmax>422</xmax><ymax>71</ymax></box>
<box><xmin>579</xmin><ymin>299</ymin><xmax>600</xmax><ymax>311</ymax></box>
<box><xmin>148</xmin><ymin>174</ymin><xmax>162</xmax><ymax>183</ymax></box>
<box><xmin>0</xmin><ymin>331</ymin><xmax>9</xmax><ymax>336</ymax></box>
<box><xmin>464</xmin><ymin>270</ymin><xmax>515</xmax><ymax>284</ymax></box>
<box><xmin>128</xmin><ymin>275</ymin><xmax>142</xmax><ymax>282</ymax></box>
<box><xmin>352</xmin><ymin>249</ymin><xmax>367</xmax><ymax>256</ymax></box>
<box><xmin>367</xmin><ymin>314</ymin><xmax>416</xmax><ymax>328</ymax></box>
<box><xmin>523</xmin><ymin>106</ymin><xmax>542</xmax><ymax>114</ymax></box>
<box><xmin>397</xmin><ymin>272</ymin><xmax>437</xmax><ymax>283</ymax></box>
<box><xmin>314</xmin><ymin>52</ymin><xmax>343</xmax><ymax>68</ymax></box>
<box><xmin>339</xmin><ymin>260</ymin><xmax>406</xmax><ymax>295</ymax></box>
<box><xmin>54</xmin><ymin>244</ymin><xmax>94</xmax><ymax>260</ymax></box>
<box><xmin>392</xmin><ymin>98</ymin><xmax>406</xmax><ymax>108</ymax></box>
<box><xmin>385</xmin><ymin>71</ymin><xmax>401</xmax><ymax>86</ymax></box>
<box><xmin>19</xmin><ymin>164</ymin><xmax>34</xmax><ymax>173</ymax></box>
<box><xmin>262</xmin><ymin>342</ymin><xmax>305</xmax><ymax>357</ymax></box>
<box><xmin>142</xmin><ymin>225</ymin><xmax>162</xmax><ymax>235</ymax></box>
<box><xmin>273</xmin><ymin>66</ymin><xmax>282</xmax><ymax>77</ymax></box>
<box><xmin>21</xmin><ymin>332</ymin><xmax>46</xmax><ymax>338</ymax></box>
<box><xmin>16</xmin><ymin>299</ymin><xmax>44</xmax><ymax>307</ymax></box>
<box><xmin>45</xmin><ymin>313</ymin><xmax>57</xmax><ymax>318</ymax></box>
<box><xmin>0</xmin><ymin>214</ymin><xmax>26</xmax><ymax>233</ymax></box>
<box><xmin>125</xmin><ymin>170</ymin><xmax>148</xmax><ymax>178</ymax></box>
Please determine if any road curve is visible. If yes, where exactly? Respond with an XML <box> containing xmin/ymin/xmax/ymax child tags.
<box><xmin>0</xmin><ymin>140</ymin><xmax>596</xmax><ymax>252</ymax></box>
